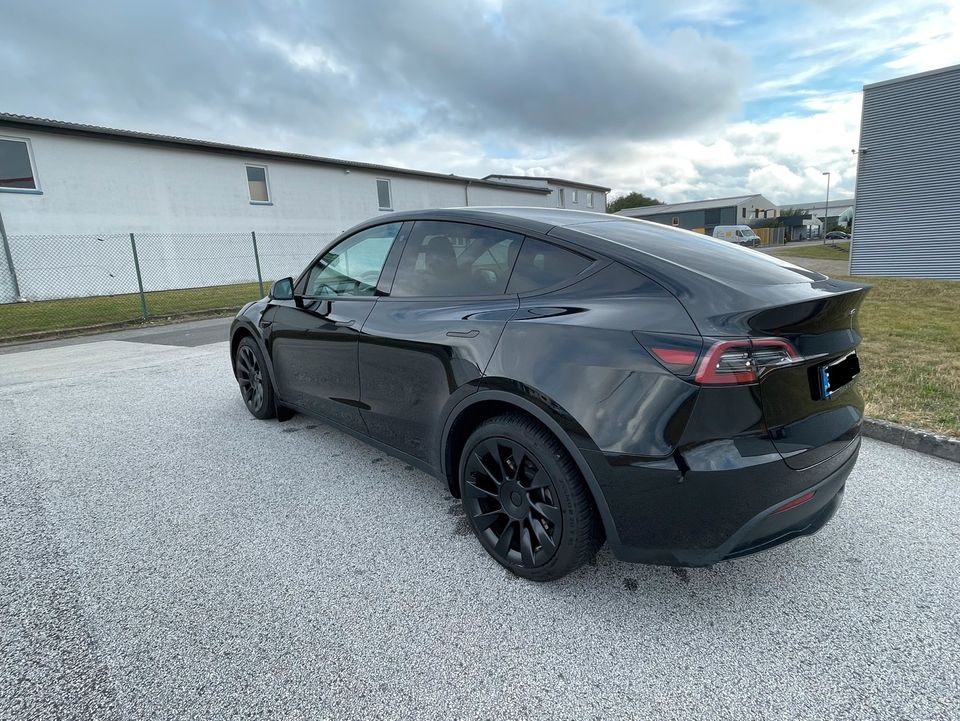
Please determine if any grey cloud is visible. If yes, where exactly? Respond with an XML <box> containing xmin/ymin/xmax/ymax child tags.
<box><xmin>0</xmin><ymin>0</ymin><xmax>747</xmax><ymax>152</ymax></box>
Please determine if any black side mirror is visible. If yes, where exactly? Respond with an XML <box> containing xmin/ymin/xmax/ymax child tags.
<box><xmin>269</xmin><ymin>277</ymin><xmax>295</xmax><ymax>301</ymax></box>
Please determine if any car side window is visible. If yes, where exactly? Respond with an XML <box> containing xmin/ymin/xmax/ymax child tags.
<box><xmin>390</xmin><ymin>221</ymin><xmax>523</xmax><ymax>297</ymax></box>
<box><xmin>506</xmin><ymin>237</ymin><xmax>592</xmax><ymax>293</ymax></box>
<box><xmin>304</xmin><ymin>223</ymin><xmax>402</xmax><ymax>297</ymax></box>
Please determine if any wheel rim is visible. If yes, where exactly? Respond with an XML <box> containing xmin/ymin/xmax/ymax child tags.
<box><xmin>235</xmin><ymin>345</ymin><xmax>264</xmax><ymax>411</ymax></box>
<box><xmin>463</xmin><ymin>436</ymin><xmax>562</xmax><ymax>568</ymax></box>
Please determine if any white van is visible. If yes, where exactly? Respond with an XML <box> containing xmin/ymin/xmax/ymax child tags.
<box><xmin>713</xmin><ymin>225</ymin><xmax>760</xmax><ymax>247</ymax></box>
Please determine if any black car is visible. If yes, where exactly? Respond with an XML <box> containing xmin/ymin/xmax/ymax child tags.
<box><xmin>231</xmin><ymin>208</ymin><xmax>868</xmax><ymax>581</ymax></box>
<box><xmin>825</xmin><ymin>231</ymin><xmax>850</xmax><ymax>240</ymax></box>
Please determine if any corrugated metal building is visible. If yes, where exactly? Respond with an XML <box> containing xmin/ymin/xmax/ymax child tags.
<box><xmin>851</xmin><ymin>64</ymin><xmax>960</xmax><ymax>278</ymax></box>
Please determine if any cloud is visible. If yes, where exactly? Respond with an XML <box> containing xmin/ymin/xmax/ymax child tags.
<box><xmin>0</xmin><ymin>0</ymin><xmax>954</xmax><ymax>209</ymax></box>
<box><xmin>0</xmin><ymin>0</ymin><xmax>746</xmax><ymax>146</ymax></box>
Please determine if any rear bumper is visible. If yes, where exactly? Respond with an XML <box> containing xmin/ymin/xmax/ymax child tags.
<box><xmin>587</xmin><ymin>436</ymin><xmax>860</xmax><ymax>567</ymax></box>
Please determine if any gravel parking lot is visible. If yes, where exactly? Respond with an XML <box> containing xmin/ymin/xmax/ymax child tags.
<box><xmin>2</xmin><ymin>321</ymin><xmax>958</xmax><ymax>720</ymax></box>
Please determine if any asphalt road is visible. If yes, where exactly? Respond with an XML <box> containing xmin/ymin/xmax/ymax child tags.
<box><xmin>1</xmin><ymin>323</ymin><xmax>958</xmax><ymax>720</ymax></box>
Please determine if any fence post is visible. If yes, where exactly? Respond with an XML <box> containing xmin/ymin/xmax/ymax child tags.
<box><xmin>0</xmin><ymin>208</ymin><xmax>22</xmax><ymax>300</ymax></box>
<box><xmin>129</xmin><ymin>232</ymin><xmax>149</xmax><ymax>319</ymax></box>
<box><xmin>251</xmin><ymin>230</ymin><xmax>265</xmax><ymax>296</ymax></box>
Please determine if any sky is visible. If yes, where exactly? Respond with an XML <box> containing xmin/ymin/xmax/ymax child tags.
<box><xmin>1</xmin><ymin>0</ymin><xmax>958</xmax><ymax>205</ymax></box>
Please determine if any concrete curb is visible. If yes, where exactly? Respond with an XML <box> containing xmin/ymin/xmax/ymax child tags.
<box><xmin>863</xmin><ymin>418</ymin><xmax>960</xmax><ymax>464</ymax></box>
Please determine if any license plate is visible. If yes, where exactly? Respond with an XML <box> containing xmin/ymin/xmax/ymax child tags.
<box><xmin>819</xmin><ymin>351</ymin><xmax>860</xmax><ymax>399</ymax></box>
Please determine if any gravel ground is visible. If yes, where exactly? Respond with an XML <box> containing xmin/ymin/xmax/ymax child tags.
<box><xmin>1</xmin><ymin>335</ymin><xmax>958</xmax><ymax>720</ymax></box>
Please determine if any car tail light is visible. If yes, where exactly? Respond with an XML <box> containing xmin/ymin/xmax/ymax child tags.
<box><xmin>633</xmin><ymin>332</ymin><xmax>703</xmax><ymax>375</ymax></box>
<box><xmin>695</xmin><ymin>338</ymin><xmax>798</xmax><ymax>385</ymax></box>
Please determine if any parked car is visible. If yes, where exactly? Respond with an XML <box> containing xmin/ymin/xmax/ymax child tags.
<box><xmin>712</xmin><ymin>224</ymin><xmax>761</xmax><ymax>247</ymax></box>
<box><xmin>231</xmin><ymin>208</ymin><xmax>868</xmax><ymax>581</ymax></box>
<box><xmin>825</xmin><ymin>230</ymin><xmax>850</xmax><ymax>240</ymax></box>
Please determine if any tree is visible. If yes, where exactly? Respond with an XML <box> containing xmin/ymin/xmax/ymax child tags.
<box><xmin>606</xmin><ymin>192</ymin><xmax>663</xmax><ymax>214</ymax></box>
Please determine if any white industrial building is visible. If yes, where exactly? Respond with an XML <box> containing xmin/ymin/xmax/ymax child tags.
<box><xmin>0</xmin><ymin>113</ymin><xmax>595</xmax><ymax>236</ymax></box>
<box><xmin>482</xmin><ymin>175</ymin><xmax>610</xmax><ymax>212</ymax></box>
<box><xmin>0</xmin><ymin>113</ymin><xmax>607</xmax><ymax>301</ymax></box>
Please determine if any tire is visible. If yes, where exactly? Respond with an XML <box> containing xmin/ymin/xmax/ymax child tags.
<box><xmin>234</xmin><ymin>336</ymin><xmax>276</xmax><ymax>420</ymax></box>
<box><xmin>459</xmin><ymin>413</ymin><xmax>602</xmax><ymax>581</ymax></box>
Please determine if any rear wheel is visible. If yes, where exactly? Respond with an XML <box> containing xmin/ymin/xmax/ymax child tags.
<box><xmin>234</xmin><ymin>336</ymin><xmax>276</xmax><ymax>419</ymax></box>
<box><xmin>459</xmin><ymin>414</ymin><xmax>601</xmax><ymax>581</ymax></box>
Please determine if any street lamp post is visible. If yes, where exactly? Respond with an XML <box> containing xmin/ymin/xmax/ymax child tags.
<box><xmin>822</xmin><ymin>171</ymin><xmax>831</xmax><ymax>244</ymax></box>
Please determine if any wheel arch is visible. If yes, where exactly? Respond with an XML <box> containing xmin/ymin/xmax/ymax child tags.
<box><xmin>439</xmin><ymin>388</ymin><xmax>621</xmax><ymax>549</ymax></box>
<box><xmin>230</xmin><ymin>319</ymin><xmax>292</xmax><ymax>420</ymax></box>
<box><xmin>229</xmin><ymin>324</ymin><xmax>255</xmax><ymax>370</ymax></box>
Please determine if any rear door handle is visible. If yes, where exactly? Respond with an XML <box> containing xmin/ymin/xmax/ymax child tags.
<box><xmin>446</xmin><ymin>329</ymin><xmax>479</xmax><ymax>338</ymax></box>
<box><xmin>334</xmin><ymin>319</ymin><xmax>356</xmax><ymax>327</ymax></box>
<box><xmin>259</xmin><ymin>320</ymin><xmax>273</xmax><ymax>328</ymax></box>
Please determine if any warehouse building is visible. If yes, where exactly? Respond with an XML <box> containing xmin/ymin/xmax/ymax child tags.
<box><xmin>482</xmin><ymin>175</ymin><xmax>610</xmax><ymax>212</ymax></box>
<box><xmin>0</xmin><ymin>114</ymin><xmax>610</xmax><ymax>302</ymax></box>
<box><xmin>616</xmin><ymin>194</ymin><xmax>778</xmax><ymax>234</ymax></box>
<box><xmin>0</xmin><ymin>113</ymin><xmax>566</xmax><ymax>238</ymax></box>
<box><xmin>851</xmin><ymin>64</ymin><xmax>960</xmax><ymax>278</ymax></box>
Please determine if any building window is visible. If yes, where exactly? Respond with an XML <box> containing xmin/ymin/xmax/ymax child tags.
<box><xmin>741</xmin><ymin>208</ymin><xmax>746</xmax><ymax>218</ymax></box>
<box><xmin>556</xmin><ymin>188</ymin><xmax>565</xmax><ymax>208</ymax></box>
<box><xmin>377</xmin><ymin>178</ymin><xmax>392</xmax><ymax>210</ymax></box>
<box><xmin>571</xmin><ymin>189</ymin><xmax>578</xmax><ymax>204</ymax></box>
<box><xmin>587</xmin><ymin>192</ymin><xmax>594</xmax><ymax>208</ymax></box>
<box><xmin>672</xmin><ymin>217</ymin><xmax>680</xmax><ymax>226</ymax></box>
<box><xmin>0</xmin><ymin>136</ymin><xmax>40</xmax><ymax>192</ymax></box>
<box><xmin>246</xmin><ymin>165</ymin><xmax>270</xmax><ymax>203</ymax></box>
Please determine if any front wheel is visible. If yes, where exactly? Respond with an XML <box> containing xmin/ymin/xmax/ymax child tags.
<box><xmin>234</xmin><ymin>336</ymin><xmax>276</xmax><ymax>419</ymax></box>
<box><xmin>460</xmin><ymin>414</ymin><xmax>602</xmax><ymax>581</ymax></box>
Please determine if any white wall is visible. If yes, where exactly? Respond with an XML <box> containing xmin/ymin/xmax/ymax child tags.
<box><xmin>547</xmin><ymin>182</ymin><xmax>607</xmax><ymax>213</ymax></box>
<box><xmin>483</xmin><ymin>175</ymin><xmax>608</xmax><ymax>212</ymax></box>
<box><xmin>735</xmin><ymin>195</ymin><xmax>778</xmax><ymax>222</ymax></box>
<box><xmin>0</xmin><ymin>127</ymin><xmax>551</xmax><ymax>237</ymax></box>
<box><xmin>0</xmin><ymin>127</ymin><xmax>557</xmax><ymax>301</ymax></box>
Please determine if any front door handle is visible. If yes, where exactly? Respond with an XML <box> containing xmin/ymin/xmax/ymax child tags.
<box><xmin>446</xmin><ymin>329</ymin><xmax>479</xmax><ymax>338</ymax></box>
<box><xmin>334</xmin><ymin>319</ymin><xmax>356</xmax><ymax>327</ymax></box>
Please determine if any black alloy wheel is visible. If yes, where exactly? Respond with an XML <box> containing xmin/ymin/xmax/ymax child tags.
<box><xmin>235</xmin><ymin>337</ymin><xmax>276</xmax><ymax>419</ymax></box>
<box><xmin>460</xmin><ymin>414</ymin><xmax>601</xmax><ymax>581</ymax></box>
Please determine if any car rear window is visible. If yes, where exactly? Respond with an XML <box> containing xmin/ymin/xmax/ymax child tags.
<box><xmin>571</xmin><ymin>219</ymin><xmax>823</xmax><ymax>285</ymax></box>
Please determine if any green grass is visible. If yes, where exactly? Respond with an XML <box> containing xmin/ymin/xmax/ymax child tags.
<box><xmin>842</xmin><ymin>276</ymin><xmax>960</xmax><ymax>437</ymax></box>
<box><xmin>0</xmin><ymin>282</ymin><xmax>264</xmax><ymax>339</ymax></box>
<box><xmin>771</xmin><ymin>241</ymin><xmax>850</xmax><ymax>260</ymax></box>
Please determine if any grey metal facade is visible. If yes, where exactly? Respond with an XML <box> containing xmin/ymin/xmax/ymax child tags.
<box><xmin>851</xmin><ymin>65</ymin><xmax>960</xmax><ymax>279</ymax></box>
<box><xmin>640</xmin><ymin>206</ymin><xmax>737</xmax><ymax>230</ymax></box>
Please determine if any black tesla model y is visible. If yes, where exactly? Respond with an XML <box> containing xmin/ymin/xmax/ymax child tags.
<box><xmin>230</xmin><ymin>208</ymin><xmax>868</xmax><ymax>580</ymax></box>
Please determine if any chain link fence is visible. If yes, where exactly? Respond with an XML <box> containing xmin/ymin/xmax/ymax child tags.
<box><xmin>0</xmin><ymin>230</ymin><xmax>333</xmax><ymax>340</ymax></box>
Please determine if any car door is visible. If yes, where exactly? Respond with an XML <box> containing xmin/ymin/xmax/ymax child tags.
<box><xmin>358</xmin><ymin>220</ymin><xmax>522</xmax><ymax>462</ymax></box>
<box><xmin>263</xmin><ymin>222</ymin><xmax>405</xmax><ymax>433</ymax></box>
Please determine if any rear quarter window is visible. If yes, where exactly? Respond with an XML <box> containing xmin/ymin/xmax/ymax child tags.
<box><xmin>506</xmin><ymin>238</ymin><xmax>592</xmax><ymax>293</ymax></box>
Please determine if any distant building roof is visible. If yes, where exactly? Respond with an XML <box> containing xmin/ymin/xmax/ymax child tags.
<box><xmin>617</xmin><ymin>193</ymin><xmax>772</xmax><ymax>217</ymax></box>
<box><xmin>482</xmin><ymin>174</ymin><xmax>611</xmax><ymax>193</ymax></box>
<box><xmin>0</xmin><ymin>112</ymin><xmax>551</xmax><ymax>194</ymax></box>
<box><xmin>783</xmin><ymin>198</ymin><xmax>856</xmax><ymax>215</ymax></box>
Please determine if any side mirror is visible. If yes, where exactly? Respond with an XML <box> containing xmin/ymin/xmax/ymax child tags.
<box><xmin>269</xmin><ymin>277</ymin><xmax>295</xmax><ymax>301</ymax></box>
